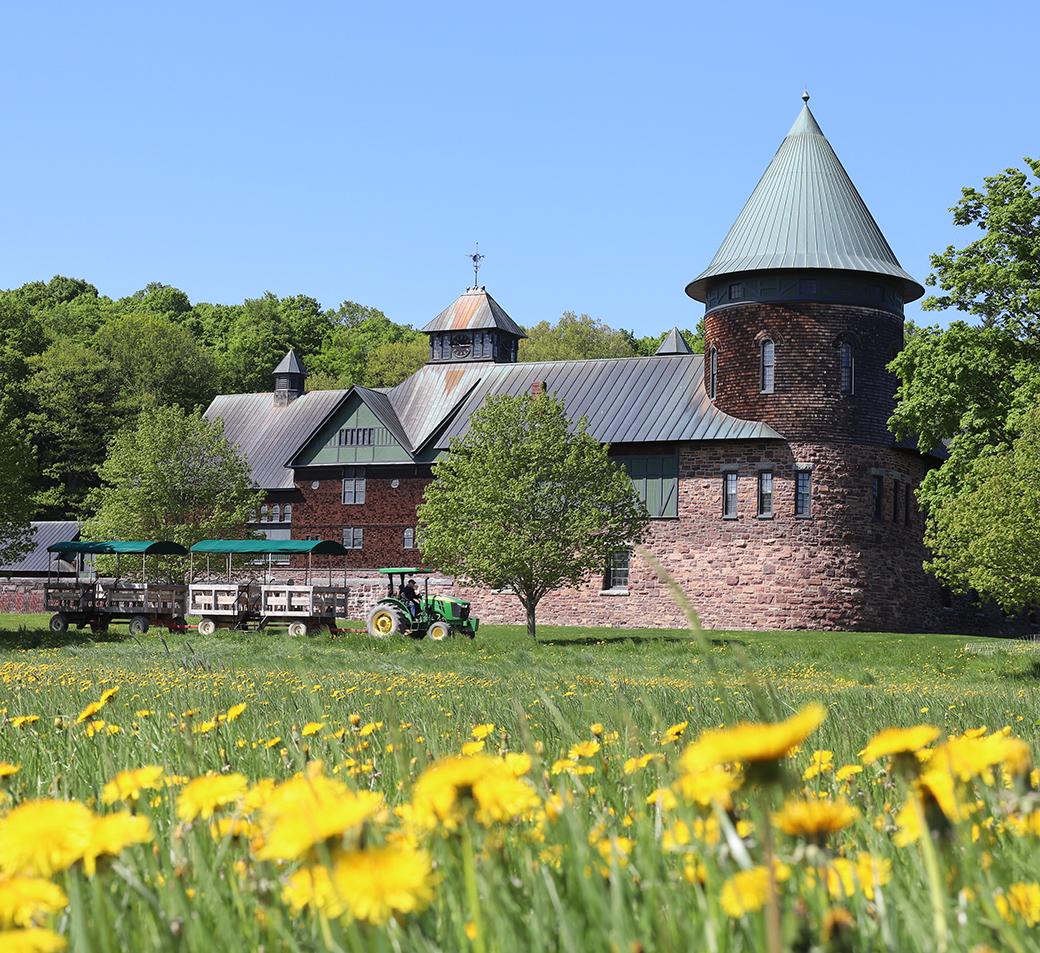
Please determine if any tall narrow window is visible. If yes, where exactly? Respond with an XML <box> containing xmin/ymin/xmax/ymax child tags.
<box><xmin>603</xmin><ymin>549</ymin><xmax>630</xmax><ymax>591</ymax></box>
<box><xmin>723</xmin><ymin>471</ymin><xmax>738</xmax><ymax>518</ymax></box>
<box><xmin>904</xmin><ymin>483</ymin><xmax>912</xmax><ymax>525</ymax></box>
<box><xmin>892</xmin><ymin>481</ymin><xmax>901</xmax><ymax>522</ymax></box>
<box><xmin>872</xmin><ymin>475</ymin><xmax>884</xmax><ymax>521</ymax></box>
<box><xmin>260</xmin><ymin>504</ymin><xmax>269</xmax><ymax>522</ymax></box>
<box><xmin>283</xmin><ymin>503</ymin><xmax>292</xmax><ymax>523</ymax></box>
<box><xmin>342</xmin><ymin>468</ymin><xmax>366</xmax><ymax>505</ymax></box>
<box><xmin>403</xmin><ymin>527</ymin><xmax>415</xmax><ymax>549</ymax></box>
<box><xmin>839</xmin><ymin>341</ymin><xmax>855</xmax><ymax>395</ymax></box>
<box><xmin>760</xmin><ymin>339</ymin><xmax>775</xmax><ymax>393</ymax></box>
<box><xmin>708</xmin><ymin>346</ymin><xmax>718</xmax><ymax>399</ymax></box>
<box><xmin>795</xmin><ymin>469</ymin><xmax>812</xmax><ymax>517</ymax></box>
<box><xmin>270</xmin><ymin>504</ymin><xmax>281</xmax><ymax>523</ymax></box>
<box><xmin>757</xmin><ymin>470</ymin><xmax>774</xmax><ymax>517</ymax></box>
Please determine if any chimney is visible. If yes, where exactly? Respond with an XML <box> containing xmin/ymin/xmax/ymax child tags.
<box><xmin>529</xmin><ymin>381</ymin><xmax>546</xmax><ymax>396</ymax></box>
<box><xmin>273</xmin><ymin>349</ymin><xmax>307</xmax><ymax>406</ymax></box>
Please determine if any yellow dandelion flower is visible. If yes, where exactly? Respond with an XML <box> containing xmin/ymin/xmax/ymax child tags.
<box><xmin>773</xmin><ymin>797</ymin><xmax>859</xmax><ymax>841</ymax></box>
<box><xmin>0</xmin><ymin>764</ymin><xmax>20</xmax><ymax>780</ymax></box>
<box><xmin>101</xmin><ymin>765</ymin><xmax>165</xmax><ymax>805</ymax></box>
<box><xmin>568</xmin><ymin>740</ymin><xmax>600</xmax><ymax>760</ymax></box>
<box><xmin>301</xmin><ymin>722</ymin><xmax>325</xmax><ymax>737</ymax></box>
<box><xmin>0</xmin><ymin>927</ymin><xmax>67</xmax><ymax>952</ymax></box>
<box><xmin>660</xmin><ymin>722</ymin><xmax>688</xmax><ymax>745</ymax></box>
<box><xmin>721</xmin><ymin>863</ymin><xmax>790</xmax><ymax>917</ymax></box>
<box><xmin>225</xmin><ymin>703</ymin><xmax>247</xmax><ymax>722</ymax></box>
<box><xmin>996</xmin><ymin>882</ymin><xmax>1040</xmax><ymax>927</ymax></box>
<box><xmin>470</xmin><ymin>723</ymin><xmax>495</xmax><ymax>740</ymax></box>
<box><xmin>348</xmin><ymin>713</ymin><xmax>361</xmax><ymax>727</ymax></box>
<box><xmin>411</xmin><ymin>754</ymin><xmax>540</xmax><ymax>830</ymax></box>
<box><xmin>0</xmin><ymin>800</ymin><xmax>94</xmax><ymax>876</ymax></box>
<box><xmin>822</xmin><ymin>907</ymin><xmax>855</xmax><ymax>943</ymax></box>
<box><xmin>673</xmin><ymin>763</ymin><xmax>740</xmax><ymax>810</ymax></box>
<box><xmin>623</xmin><ymin>753</ymin><xmax>661</xmax><ymax>775</ymax></box>
<box><xmin>82</xmin><ymin>813</ymin><xmax>152</xmax><ymax>875</ymax></box>
<box><xmin>682</xmin><ymin>704</ymin><xmax>826</xmax><ymax>773</ymax></box>
<box><xmin>460</xmin><ymin>740</ymin><xmax>485</xmax><ymax>756</ymax></box>
<box><xmin>0</xmin><ymin>876</ymin><xmax>67</xmax><ymax>928</ymax></box>
<box><xmin>860</xmin><ymin>725</ymin><xmax>939</xmax><ymax>764</ymax></box>
<box><xmin>9</xmin><ymin>717</ymin><xmax>39</xmax><ymax>729</ymax></box>
<box><xmin>590</xmin><ymin>723</ymin><xmax>604</xmax><ymax>736</ymax></box>
<box><xmin>359</xmin><ymin>722</ymin><xmax>382</xmax><ymax>737</ymax></box>
<box><xmin>802</xmin><ymin>749</ymin><xmax>834</xmax><ymax>780</ymax></box>
<box><xmin>835</xmin><ymin>764</ymin><xmax>863</xmax><ymax>783</ymax></box>
<box><xmin>284</xmin><ymin>843</ymin><xmax>435</xmax><ymax>924</ymax></box>
<box><xmin>75</xmin><ymin>702</ymin><xmax>104</xmax><ymax>725</ymax></box>
<box><xmin>98</xmin><ymin>687</ymin><xmax>119</xmax><ymax>705</ymax></box>
<box><xmin>503</xmin><ymin>752</ymin><xmax>531</xmax><ymax>777</ymax></box>
<box><xmin>176</xmin><ymin>773</ymin><xmax>248</xmax><ymax>822</ymax></box>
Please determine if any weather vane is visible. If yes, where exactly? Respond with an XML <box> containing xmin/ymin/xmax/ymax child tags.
<box><xmin>467</xmin><ymin>243</ymin><xmax>485</xmax><ymax>288</ymax></box>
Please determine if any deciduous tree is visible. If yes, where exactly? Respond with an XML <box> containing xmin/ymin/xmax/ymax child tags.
<box><xmin>418</xmin><ymin>393</ymin><xmax>649</xmax><ymax>639</ymax></box>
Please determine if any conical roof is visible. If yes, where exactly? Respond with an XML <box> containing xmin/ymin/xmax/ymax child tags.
<box><xmin>686</xmin><ymin>97</ymin><xmax>923</xmax><ymax>303</ymax></box>
<box><xmin>274</xmin><ymin>348</ymin><xmax>307</xmax><ymax>375</ymax></box>
<box><xmin>655</xmin><ymin>327</ymin><xmax>693</xmax><ymax>355</ymax></box>
<box><xmin>421</xmin><ymin>287</ymin><xmax>527</xmax><ymax>338</ymax></box>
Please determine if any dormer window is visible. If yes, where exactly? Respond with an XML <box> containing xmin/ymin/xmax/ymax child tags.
<box><xmin>708</xmin><ymin>346</ymin><xmax>718</xmax><ymax>399</ymax></box>
<box><xmin>760</xmin><ymin>338</ymin><xmax>775</xmax><ymax>394</ymax></box>
<box><xmin>839</xmin><ymin>341</ymin><xmax>855</xmax><ymax>395</ymax></box>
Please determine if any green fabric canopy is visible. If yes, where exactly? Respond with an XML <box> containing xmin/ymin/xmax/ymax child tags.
<box><xmin>48</xmin><ymin>540</ymin><xmax>188</xmax><ymax>556</ymax></box>
<box><xmin>190</xmin><ymin>539</ymin><xmax>349</xmax><ymax>556</ymax></box>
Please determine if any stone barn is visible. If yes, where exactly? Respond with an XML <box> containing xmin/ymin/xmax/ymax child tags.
<box><xmin>207</xmin><ymin>96</ymin><xmax>970</xmax><ymax>632</ymax></box>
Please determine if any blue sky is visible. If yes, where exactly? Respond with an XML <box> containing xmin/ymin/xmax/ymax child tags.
<box><xmin>0</xmin><ymin>1</ymin><xmax>1036</xmax><ymax>334</ymax></box>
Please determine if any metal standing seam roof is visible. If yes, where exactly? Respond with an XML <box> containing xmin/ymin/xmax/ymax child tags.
<box><xmin>383</xmin><ymin>362</ymin><xmax>488</xmax><ymax>451</ymax></box>
<box><xmin>686</xmin><ymin>97</ymin><xmax>924</xmax><ymax>303</ymax></box>
<box><xmin>420</xmin><ymin>287</ymin><xmax>527</xmax><ymax>337</ymax></box>
<box><xmin>0</xmin><ymin>521</ymin><xmax>79</xmax><ymax>574</ymax></box>
<box><xmin>205</xmin><ymin>389</ymin><xmax>348</xmax><ymax>489</ymax></box>
<box><xmin>433</xmin><ymin>355</ymin><xmax>781</xmax><ymax>448</ymax></box>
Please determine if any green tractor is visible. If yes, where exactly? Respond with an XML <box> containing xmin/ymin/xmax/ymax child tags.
<box><xmin>365</xmin><ymin>568</ymin><xmax>479</xmax><ymax>641</ymax></box>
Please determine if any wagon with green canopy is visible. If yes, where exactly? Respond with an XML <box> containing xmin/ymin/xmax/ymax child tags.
<box><xmin>45</xmin><ymin>540</ymin><xmax>189</xmax><ymax>635</ymax></box>
<box><xmin>188</xmin><ymin>539</ymin><xmax>352</xmax><ymax>636</ymax></box>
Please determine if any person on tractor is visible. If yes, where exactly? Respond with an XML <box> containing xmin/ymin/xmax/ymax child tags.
<box><xmin>402</xmin><ymin>578</ymin><xmax>420</xmax><ymax>618</ymax></box>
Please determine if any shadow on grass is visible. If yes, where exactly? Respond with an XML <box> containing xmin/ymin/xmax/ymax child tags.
<box><xmin>537</xmin><ymin>634</ymin><xmax>744</xmax><ymax>648</ymax></box>
<box><xmin>0</xmin><ymin>627</ymin><xmax>132</xmax><ymax>650</ymax></box>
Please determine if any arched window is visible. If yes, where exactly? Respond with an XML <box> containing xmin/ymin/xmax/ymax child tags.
<box><xmin>270</xmin><ymin>504</ymin><xmax>280</xmax><ymax>523</ymax></box>
<box><xmin>760</xmin><ymin>338</ymin><xmax>775</xmax><ymax>394</ymax></box>
<box><xmin>403</xmin><ymin>527</ymin><xmax>415</xmax><ymax>550</ymax></box>
<box><xmin>708</xmin><ymin>346</ymin><xmax>718</xmax><ymax>399</ymax></box>
<box><xmin>283</xmin><ymin>503</ymin><xmax>292</xmax><ymax>523</ymax></box>
<box><xmin>260</xmin><ymin>504</ymin><xmax>270</xmax><ymax>522</ymax></box>
<box><xmin>839</xmin><ymin>341</ymin><xmax>855</xmax><ymax>395</ymax></box>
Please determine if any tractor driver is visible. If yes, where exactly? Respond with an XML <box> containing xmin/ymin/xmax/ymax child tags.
<box><xmin>402</xmin><ymin>578</ymin><xmax>420</xmax><ymax>618</ymax></box>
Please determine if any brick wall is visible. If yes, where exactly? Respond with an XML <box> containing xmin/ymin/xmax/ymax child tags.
<box><xmin>704</xmin><ymin>301</ymin><xmax>904</xmax><ymax>444</ymax></box>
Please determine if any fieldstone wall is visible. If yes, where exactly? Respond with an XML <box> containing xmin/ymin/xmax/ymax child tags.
<box><xmin>0</xmin><ymin>579</ymin><xmax>46</xmax><ymax>613</ymax></box>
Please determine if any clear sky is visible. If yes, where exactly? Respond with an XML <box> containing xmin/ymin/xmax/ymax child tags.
<box><xmin>0</xmin><ymin>1</ymin><xmax>1036</xmax><ymax>334</ymax></box>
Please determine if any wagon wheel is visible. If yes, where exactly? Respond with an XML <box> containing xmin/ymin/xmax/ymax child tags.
<box><xmin>287</xmin><ymin>621</ymin><xmax>308</xmax><ymax>638</ymax></box>
<box><xmin>366</xmin><ymin>605</ymin><xmax>407</xmax><ymax>638</ymax></box>
<box><xmin>197</xmin><ymin>617</ymin><xmax>217</xmax><ymax>637</ymax></box>
<box><xmin>128</xmin><ymin>615</ymin><xmax>150</xmax><ymax>636</ymax></box>
<box><xmin>427</xmin><ymin>620</ymin><xmax>452</xmax><ymax>642</ymax></box>
<box><xmin>49</xmin><ymin>613</ymin><xmax>68</xmax><ymax>634</ymax></box>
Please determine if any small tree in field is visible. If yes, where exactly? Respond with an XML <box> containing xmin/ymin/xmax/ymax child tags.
<box><xmin>85</xmin><ymin>405</ymin><xmax>262</xmax><ymax>550</ymax></box>
<box><xmin>418</xmin><ymin>393</ymin><xmax>649</xmax><ymax>640</ymax></box>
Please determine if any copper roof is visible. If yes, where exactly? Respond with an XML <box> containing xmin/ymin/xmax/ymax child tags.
<box><xmin>687</xmin><ymin>97</ymin><xmax>924</xmax><ymax>303</ymax></box>
<box><xmin>421</xmin><ymin>287</ymin><xmax>527</xmax><ymax>337</ymax></box>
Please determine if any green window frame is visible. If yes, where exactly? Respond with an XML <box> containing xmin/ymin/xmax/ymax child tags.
<box><xmin>621</xmin><ymin>454</ymin><xmax>678</xmax><ymax>519</ymax></box>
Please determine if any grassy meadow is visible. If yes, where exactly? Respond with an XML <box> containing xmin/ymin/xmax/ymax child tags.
<box><xmin>1</xmin><ymin>612</ymin><xmax>1040</xmax><ymax>951</ymax></box>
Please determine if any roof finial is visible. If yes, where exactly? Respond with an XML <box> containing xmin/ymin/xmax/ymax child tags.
<box><xmin>467</xmin><ymin>243</ymin><xmax>485</xmax><ymax>289</ymax></box>
<box><xmin>802</xmin><ymin>87</ymin><xmax>810</xmax><ymax>104</ymax></box>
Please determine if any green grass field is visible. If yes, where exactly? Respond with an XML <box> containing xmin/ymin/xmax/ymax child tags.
<box><xmin>1</xmin><ymin>613</ymin><xmax>1039</xmax><ymax>951</ymax></box>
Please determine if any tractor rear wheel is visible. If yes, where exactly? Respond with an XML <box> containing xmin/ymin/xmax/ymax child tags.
<box><xmin>366</xmin><ymin>604</ymin><xmax>407</xmax><ymax>638</ymax></box>
<box><xmin>427</xmin><ymin>620</ymin><xmax>451</xmax><ymax>641</ymax></box>
<box><xmin>49</xmin><ymin>613</ymin><xmax>68</xmax><ymax>634</ymax></box>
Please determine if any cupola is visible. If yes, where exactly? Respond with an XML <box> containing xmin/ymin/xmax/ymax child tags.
<box><xmin>686</xmin><ymin>93</ymin><xmax>924</xmax><ymax>314</ymax></box>
<box><xmin>273</xmin><ymin>348</ymin><xmax>306</xmax><ymax>405</ymax></box>
<box><xmin>421</xmin><ymin>287</ymin><xmax>526</xmax><ymax>364</ymax></box>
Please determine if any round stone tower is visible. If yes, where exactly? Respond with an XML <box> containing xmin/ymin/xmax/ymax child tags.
<box><xmin>686</xmin><ymin>94</ymin><xmax>924</xmax><ymax>445</ymax></box>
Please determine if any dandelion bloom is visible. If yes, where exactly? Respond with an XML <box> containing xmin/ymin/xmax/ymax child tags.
<box><xmin>75</xmin><ymin>702</ymin><xmax>104</xmax><ymax>725</ymax></box>
<box><xmin>927</xmin><ymin>731</ymin><xmax>1031</xmax><ymax>782</ymax></box>
<box><xmin>802</xmin><ymin>750</ymin><xmax>834</xmax><ymax>780</ymax></box>
<box><xmin>0</xmin><ymin>927</ymin><xmax>68</xmax><ymax>952</ymax></box>
<box><xmin>9</xmin><ymin>717</ymin><xmax>40</xmax><ymax>729</ymax></box>
<box><xmin>568</xmin><ymin>740</ymin><xmax>600</xmax><ymax>760</ymax></box>
<box><xmin>411</xmin><ymin>755</ymin><xmax>540</xmax><ymax>830</ymax></box>
<box><xmin>996</xmin><ymin>882</ymin><xmax>1040</xmax><ymax>927</ymax></box>
<box><xmin>225</xmin><ymin>703</ymin><xmax>247</xmax><ymax>722</ymax></box>
<box><xmin>284</xmin><ymin>843</ymin><xmax>435</xmax><ymax>924</ymax></box>
<box><xmin>834</xmin><ymin>765</ymin><xmax>863</xmax><ymax>783</ymax></box>
<box><xmin>176</xmin><ymin>773</ymin><xmax>248</xmax><ymax>822</ymax></box>
<box><xmin>774</xmin><ymin>798</ymin><xmax>859</xmax><ymax>842</ymax></box>
<box><xmin>471</xmin><ymin>723</ymin><xmax>495</xmax><ymax>740</ymax></box>
<box><xmin>460</xmin><ymin>740</ymin><xmax>485</xmax><ymax>756</ymax></box>
<box><xmin>682</xmin><ymin>704</ymin><xmax>826</xmax><ymax>773</ymax></box>
<box><xmin>82</xmin><ymin>814</ymin><xmax>152</xmax><ymax>875</ymax></box>
<box><xmin>623</xmin><ymin>753</ymin><xmax>661</xmax><ymax>775</ymax></box>
<box><xmin>0</xmin><ymin>764</ymin><xmax>19</xmax><ymax>780</ymax></box>
<box><xmin>301</xmin><ymin>722</ymin><xmax>324</xmax><ymax>737</ymax></box>
<box><xmin>503</xmin><ymin>752</ymin><xmax>531</xmax><ymax>777</ymax></box>
<box><xmin>254</xmin><ymin>768</ymin><xmax>383</xmax><ymax>861</ymax></box>
<box><xmin>660</xmin><ymin>722</ymin><xmax>688</xmax><ymax>745</ymax></box>
<box><xmin>720</xmin><ymin>863</ymin><xmax>790</xmax><ymax>917</ymax></box>
<box><xmin>0</xmin><ymin>800</ymin><xmax>93</xmax><ymax>877</ymax></box>
<box><xmin>0</xmin><ymin>876</ymin><xmax>67</xmax><ymax>928</ymax></box>
<box><xmin>101</xmin><ymin>765</ymin><xmax>165</xmax><ymax>805</ymax></box>
<box><xmin>673</xmin><ymin>764</ymin><xmax>740</xmax><ymax>810</ymax></box>
<box><xmin>860</xmin><ymin>725</ymin><xmax>939</xmax><ymax>764</ymax></box>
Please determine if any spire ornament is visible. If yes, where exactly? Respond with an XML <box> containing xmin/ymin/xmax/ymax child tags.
<box><xmin>467</xmin><ymin>244</ymin><xmax>485</xmax><ymax>289</ymax></box>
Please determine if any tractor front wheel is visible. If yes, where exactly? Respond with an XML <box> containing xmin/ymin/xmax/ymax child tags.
<box><xmin>427</xmin><ymin>620</ymin><xmax>451</xmax><ymax>642</ymax></box>
<box><xmin>366</xmin><ymin>604</ymin><xmax>407</xmax><ymax>638</ymax></box>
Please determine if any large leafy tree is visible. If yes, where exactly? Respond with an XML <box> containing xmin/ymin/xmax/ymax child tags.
<box><xmin>890</xmin><ymin>158</ymin><xmax>1040</xmax><ymax>610</ymax></box>
<box><xmin>0</xmin><ymin>415</ymin><xmax>37</xmax><ymax>565</ymax></box>
<box><xmin>85</xmin><ymin>405</ymin><xmax>262</xmax><ymax>549</ymax></box>
<box><xmin>418</xmin><ymin>393</ymin><xmax>649</xmax><ymax>639</ymax></box>
<box><xmin>519</xmin><ymin>311</ymin><xmax>638</xmax><ymax>362</ymax></box>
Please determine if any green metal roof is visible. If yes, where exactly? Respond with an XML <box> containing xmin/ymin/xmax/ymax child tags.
<box><xmin>48</xmin><ymin>540</ymin><xmax>188</xmax><ymax>556</ymax></box>
<box><xmin>190</xmin><ymin>539</ymin><xmax>349</xmax><ymax>556</ymax></box>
